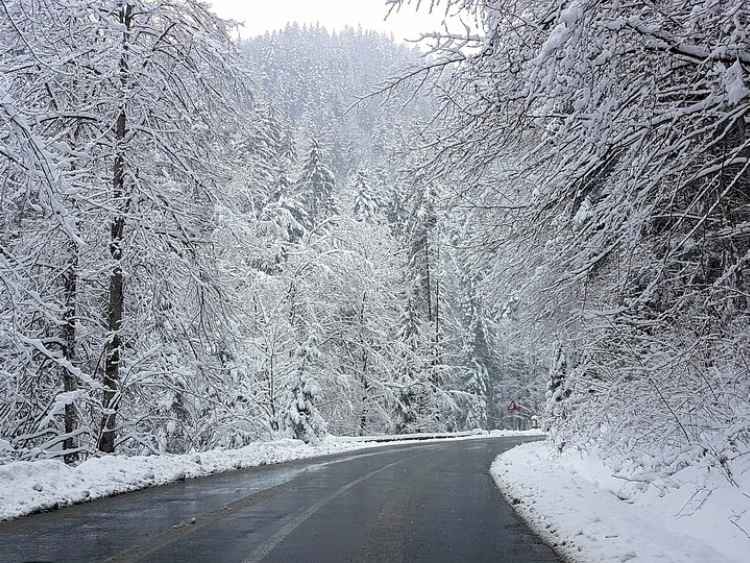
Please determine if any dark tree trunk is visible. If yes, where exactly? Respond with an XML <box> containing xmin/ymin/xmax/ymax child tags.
<box><xmin>359</xmin><ymin>356</ymin><xmax>370</xmax><ymax>436</ymax></box>
<box><xmin>98</xmin><ymin>4</ymin><xmax>131</xmax><ymax>454</ymax></box>
<box><xmin>61</xmin><ymin>240</ymin><xmax>78</xmax><ymax>464</ymax></box>
<box><xmin>358</xmin><ymin>292</ymin><xmax>369</xmax><ymax>436</ymax></box>
<box><xmin>98</xmin><ymin>215</ymin><xmax>124</xmax><ymax>453</ymax></box>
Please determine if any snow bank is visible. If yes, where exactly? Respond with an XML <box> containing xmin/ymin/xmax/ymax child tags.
<box><xmin>0</xmin><ymin>438</ymin><xmax>381</xmax><ymax>521</ymax></box>
<box><xmin>0</xmin><ymin>430</ymin><xmax>541</xmax><ymax>521</ymax></box>
<box><xmin>492</xmin><ymin>441</ymin><xmax>750</xmax><ymax>563</ymax></box>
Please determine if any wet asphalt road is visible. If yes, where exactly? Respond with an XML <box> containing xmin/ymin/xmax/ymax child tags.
<box><xmin>0</xmin><ymin>437</ymin><xmax>561</xmax><ymax>563</ymax></box>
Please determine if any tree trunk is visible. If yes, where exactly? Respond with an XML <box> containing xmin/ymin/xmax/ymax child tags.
<box><xmin>359</xmin><ymin>351</ymin><xmax>370</xmax><ymax>436</ymax></box>
<box><xmin>98</xmin><ymin>215</ymin><xmax>124</xmax><ymax>453</ymax></box>
<box><xmin>98</xmin><ymin>4</ymin><xmax>131</xmax><ymax>454</ymax></box>
<box><xmin>358</xmin><ymin>291</ymin><xmax>369</xmax><ymax>436</ymax></box>
<box><xmin>61</xmin><ymin>240</ymin><xmax>78</xmax><ymax>464</ymax></box>
<box><xmin>268</xmin><ymin>347</ymin><xmax>278</xmax><ymax>431</ymax></box>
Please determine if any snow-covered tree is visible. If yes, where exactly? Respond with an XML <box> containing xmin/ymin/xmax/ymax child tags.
<box><xmin>350</xmin><ymin>168</ymin><xmax>382</xmax><ymax>221</ymax></box>
<box><xmin>544</xmin><ymin>341</ymin><xmax>572</xmax><ymax>447</ymax></box>
<box><xmin>296</xmin><ymin>137</ymin><xmax>338</xmax><ymax>226</ymax></box>
<box><xmin>0</xmin><ymin>0</ymin><xmax>246</xmax><ymax>458</ymax></box>
<box><xmin>393</xmin><ymin>0</ymin><xmax>750</xmax><ymax>472</ymax></box>
<box><xmin>279</xmin><ymin>362</ymin><xmax>326</xmax><ymax>444</ymax></box>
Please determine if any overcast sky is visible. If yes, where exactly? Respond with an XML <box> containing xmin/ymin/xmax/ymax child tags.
<box><xmin>207</xmin><ymin>0</ymin><xmax>451</xmax><ymax>42</ymax></box>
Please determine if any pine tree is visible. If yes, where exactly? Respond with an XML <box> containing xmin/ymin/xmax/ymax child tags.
<box><xmin>296</xmin><ymin>137</ymin><xmax>338</xmax><ymax>226</ymax></box>
<box><xmin>278</xmin><ymin>342</ymin><xmax>326</xmax><ymax>443</ymax></box>
<box><xmin>351</xmin><ymin>167</ymin><xmax>382</xmax><ymax>221</ymax></box>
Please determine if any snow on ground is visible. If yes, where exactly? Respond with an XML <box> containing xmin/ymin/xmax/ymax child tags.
<box><xmin>492</xmin><ymin>441</ymin><xmax>750</xmax><ymax>563</ymax></box>
<box><xmin>0</xmin><ymin>429</ymin><xmax>539</xmax><ymax>521</ymax></box>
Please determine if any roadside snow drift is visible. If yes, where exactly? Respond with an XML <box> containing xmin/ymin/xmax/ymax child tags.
<box><xmin>0</xmin><ymin>438</ymin><xmax>384</xmax><ymax>521</ymax></box>
<box><xmin>492</xmin><ymin>441</ymin><xmax>750</xmax><ymax>563</ymax></box>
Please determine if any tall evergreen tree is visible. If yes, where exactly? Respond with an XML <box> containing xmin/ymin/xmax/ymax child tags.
<box><xmin>351</xmin><ymin>168</ymin><xmax>382</xmax><ymax>221</ymax></box>
<box><xmin>296</xmin><ymin>137</ymin><xmax>338</xmax><ymax>226</ymax></box>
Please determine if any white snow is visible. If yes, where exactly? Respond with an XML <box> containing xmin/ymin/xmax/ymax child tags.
<box><xmin>492</xmin><ymin>441</ymin><xmax>750</xmax><ymax>563</ymax></box>
<box><xmin>0</xmin><ymin>430</ymin><xmax>539</xmax><ymax>521</ymax></box>
<box><xmin>722</xmin><ymin>60</ymin><xmax>748</xmax><ymax>104</ymax></box>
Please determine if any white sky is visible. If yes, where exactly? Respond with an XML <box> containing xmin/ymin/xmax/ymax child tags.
<box><xmin>207</xmin><ymin>0</ymin><xmax>454</xmax><ymax>43</ymax></box>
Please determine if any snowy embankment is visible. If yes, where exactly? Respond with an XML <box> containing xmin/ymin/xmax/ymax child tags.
<box><xmin>0</xmin><ymin>430</ymin><xmax>539</xmax><ymax>521</ymax></box>
<box><xmin>492</xmin><ymin>441</ymin><xmax>750</xmax><ymax>563</ymax></box>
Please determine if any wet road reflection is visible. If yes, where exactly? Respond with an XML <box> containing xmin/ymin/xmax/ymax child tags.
<box><xmin>0</xmin><ymin>439</ymin><xmax>560</xmax><ymax>563</ymax></box>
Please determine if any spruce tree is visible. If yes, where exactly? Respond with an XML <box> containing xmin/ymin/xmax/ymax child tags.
<box><xmin>296</xmin><ymin>137</ymin><xmax>337</xmax><ymax>226</ymax></box>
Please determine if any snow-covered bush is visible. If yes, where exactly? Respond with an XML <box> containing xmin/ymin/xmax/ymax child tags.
<box><xmin>278</xmin><ymin>374</ymin><xmax>327</xmax><ymax>444</ymax></box>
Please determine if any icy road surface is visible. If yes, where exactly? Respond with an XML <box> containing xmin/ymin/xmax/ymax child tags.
<box><xmin>0</xmin><ymin>437</ymin><xmax>559</xmax><ymax>562</ymax></box>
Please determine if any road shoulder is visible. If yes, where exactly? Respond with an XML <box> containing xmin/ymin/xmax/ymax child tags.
<box><xmin>491</xmin><ymin>441</ymin><xmax>748</xmax><ymax>563</ymax></box>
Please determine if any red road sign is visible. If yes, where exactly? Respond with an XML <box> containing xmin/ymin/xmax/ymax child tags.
<box><xmin>508</xmin><ymin>400</ymin><xmax>519</xmax><ymax>412</ymax></box>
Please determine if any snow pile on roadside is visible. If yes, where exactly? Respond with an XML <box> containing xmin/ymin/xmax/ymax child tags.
<box><xmin>0</xmin><ymin>437</ymin><xmax>381</xmax><ymax>521</ymax></box>
<box><xmin>492</xmin><ymin>441</ymin><xmax>750</xmax><ymax>563</ymax></box>
<box><xmin>0</xmin><ymin>430</ymin><xmax>541</xmax><ymax>521</ymax></box>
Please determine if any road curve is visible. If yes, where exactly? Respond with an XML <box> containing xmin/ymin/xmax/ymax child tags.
<box><xmin>0</xmin><ymin>437</ymin><xmax>560</xmax><ymax>563</ymax></box>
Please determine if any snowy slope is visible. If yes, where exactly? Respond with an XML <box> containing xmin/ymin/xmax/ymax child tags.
<box><xmin>492</xmin><ymin>441</ymin><xmax>750</xmax><ymax>563</ymax></box>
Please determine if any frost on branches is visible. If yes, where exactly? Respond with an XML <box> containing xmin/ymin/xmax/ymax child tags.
<box><xmin>0</xmin><ymin>0</ymin><xmax>247</xmax><ymax>460</ymax></box>
<box><xmin>393</xmin><ymin>0</ymin><xmax>750</xmax><ymax>478</ymax></box>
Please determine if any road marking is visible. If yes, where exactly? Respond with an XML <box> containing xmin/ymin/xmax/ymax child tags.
<box><xmin>102</xmin><ymin>470</ymin><xmax>321</xmax><ymax>563</ymax></box>
<box><xmin>242</xmin><ymin>459</ymin><xmax>406</xmax><ymax>563</ymax></box>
